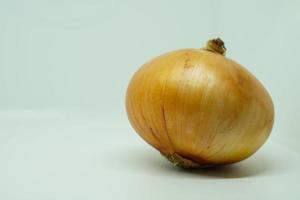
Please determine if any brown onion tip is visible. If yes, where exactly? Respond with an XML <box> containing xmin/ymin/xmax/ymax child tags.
<box><xmin>161</xmin><ymin>152</ymin><xmax>212</xmax><ymax>168</ymax></box>
<box><xmin>205</xmin><ymin>38</ymin><xmax>227</xmax><ymax>55</ymax></box>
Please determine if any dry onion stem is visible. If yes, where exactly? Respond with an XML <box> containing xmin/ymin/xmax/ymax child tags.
<box><xmin>126</xmin><ymin>38</ymin><xmax>274</xmax><ymax>168</ymax></box>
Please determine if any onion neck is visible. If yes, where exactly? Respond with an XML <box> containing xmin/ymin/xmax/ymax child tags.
<box><xmin>204</xmin><ymin>38</ymin><xmax>226</xmax><ymax>56</ymax></box>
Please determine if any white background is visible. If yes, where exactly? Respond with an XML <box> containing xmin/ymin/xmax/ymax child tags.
<box><xmin>0</xmin><ymin>0</ymin><xmax>300</xmax><ymax>199</ymax></box>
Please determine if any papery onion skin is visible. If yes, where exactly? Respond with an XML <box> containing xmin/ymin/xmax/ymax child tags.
<box><xmin>126</xmin><ymin>38</ymin><xmax>274</xmax><ymax>168</ymax></box>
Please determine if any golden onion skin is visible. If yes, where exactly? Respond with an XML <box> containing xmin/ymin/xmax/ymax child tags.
<box><xmin>126</xmin><ymin>39</ymin><xmax>274</xmax><ymax>168</ymax></box>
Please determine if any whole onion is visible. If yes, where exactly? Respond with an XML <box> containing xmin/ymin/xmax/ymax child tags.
<box><xmin>126</xmin><ymin>38</ymin><xmax>274</xmax><ymax>168</ymax></box>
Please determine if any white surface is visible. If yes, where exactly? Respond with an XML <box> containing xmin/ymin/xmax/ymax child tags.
<box><xmin>0</xmin><ymin>111</ymin><xmax>299</xmax><ymax>200</ymax></box>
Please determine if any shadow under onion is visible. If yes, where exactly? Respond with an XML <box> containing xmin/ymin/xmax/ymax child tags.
<box><xmin>116</xmin><ymin>145</ymin><xmax>282</xmax><ymax>179</ymax></box>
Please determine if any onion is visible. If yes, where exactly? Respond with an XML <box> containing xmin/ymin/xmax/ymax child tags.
<box><xmin>126</xmin><ymin>38</ymin><xmax>274</xmax><ymax>168</ymax></box>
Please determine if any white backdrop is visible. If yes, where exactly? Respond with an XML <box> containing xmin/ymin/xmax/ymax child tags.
<box><xmin>1</xmin><ymin>0</ymin><xmax>299</xmax><ymax>143</ymax></box>
<box><xmin>1</xmin><ymin>0</ymin><xmax>300</xmax><ymax>199</ymax></box>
